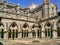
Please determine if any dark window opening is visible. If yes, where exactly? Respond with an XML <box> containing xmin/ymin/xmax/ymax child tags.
<box><xmin>22</xmin><ymin>30</ymin><xmax>28</xmax><ymax>38</ymax></box>
<box><xmin>37</xmin><ymin>29</ymin><xmax>41</xmax><ymax>38</ymax></box>
<box><xmin>1</xmin><ymin>29</ymin><xmax>4</xmax><ymax>38</ymax></box>
<box><xmin>8</xmin><ymin>30</ymin><xmax>11</xmax><ymax>38</ymax></box>
<box><xmin>32</xmin><ymin>30</ymin><xmax>36</xmax><ymax>37</ymax></box>
<box><xmin>16</xmin><ymin>30</ymin><xmax>18</xmax><ymax>38</ymax></box>
<box><xmin>57</xmin><ymin>27</ymin><xmax>60</xmax><ymax>37</ymax></box>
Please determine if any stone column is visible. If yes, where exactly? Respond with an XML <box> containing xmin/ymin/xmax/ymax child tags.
<box><xmin>41</xmin><ymin>31</ymin><xmax>45</xmax><ymax>38</ymax></box>
<box><xmin>18</xmin><ymin>24</ymin><xmax>22</xmax><ymax>39</ymax></box>
<box><xmin>18</xmin><ymin>32</ymin><xmax>21</xmax><ymax>39</ymax></box>
<box><xmin>53</xmin><ymin>22</ymin><xmax>57</xmax><ymax>38</ymax></box>
<box><xmin>29</xmin><ymin>27</ymin><xmax>32</xmax><ymax>39</ymax></box>
<box><xmin>18</xmin><ymin>32</ymin><xmax>22</xmax><ymax>39</ymax></box>
<box><xmin>41</xmin><ymin>24</ymin><xmax>45</xmax><ymax>38</ymax></box>
<box><xmin>31</xmin><ymin>32</ymin><xmax>32</xmax><ymax>38</ymax></box>
<box><xmin>36</xmin><ymin>29</ymin><xmax>38</xmax><ymax>39</ymax></box>
<box><xmin>53</xmin><ymin>30</ymin><xmax>57</xmax><ymax>38</ymax></box>
<box><xmin>28</xmin><ymin>32</ymin><xmax>31</xmax><ymax>38</ymax></box>
<box><xmin>4</xmin><ymin>23</ymin><xmax>8</xmax><ymax>39</ymax></box>
<box><xmin>34</xmin><ymin>27</ymin><xmax>38</xmax><ymax>39</ymax></box>
<box><xmin>4</xmin><ymin>31</ymin><xmax>8</xmax><ymax>39</ymax></box>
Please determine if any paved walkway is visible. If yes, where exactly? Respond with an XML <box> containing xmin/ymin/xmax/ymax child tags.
<box><xmin>0</xmin><ymin>39</ymin><xmax>60</xmax><ymax>45</ymax></box>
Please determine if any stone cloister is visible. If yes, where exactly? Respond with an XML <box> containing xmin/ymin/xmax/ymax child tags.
<box><xmin>0</xmin><ymin>19</ymin><xmax>60</xmax><ymax>40</ymax></box>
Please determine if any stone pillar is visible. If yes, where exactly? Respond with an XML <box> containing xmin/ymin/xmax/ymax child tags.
<box><xmin>28</xmin><ymin>32</ymin><xmax>31</xmax><ymax>38</ymax></box>
<box><xmin>41</xmin><ymin>24</ymin><xmax>45</xmax><ymax>38</ymax></box>
<box><xmin>18</xmin><ymin>24</ymin><xmax>22</xmax><ymax>39</ymax></box>
<box><xmin>4</xmin><ymin>23</ymin><xmax>8</xmax><ymax>39</ymax></box>
<box><xmin>34</xmin><ymin>28</ymin><xmax>38</xmax><ymax>39</ymax></box>
<box><xmin>4</xmin><ymin>31</ymin><xmax>8</xmax><ymax>39</ymax></box>
<box><xmin>41</xmin><ymin>31</ymin><xmax>45</xmax><ymax>38</ymax></box>
<box><xmin>18</xmin><ymin>32</ymin><xmax>21</xmax><ymax>39</ymax></box>
<box><xmin>53</xmin><ymin>22</ymin><xmax>57</xmax><ymax>38</ymax></box>
<box><xmin>36</xmin><ymin>30</ymin><xmax>37</xmax><ymax>39</ymax></box>
<box><xmin>28</xmin><ymin>28</ymin><xmax>32</xmax><ymax>38</ymax></box>
<box><xmin>30</xmin><ymin>32</ymin><xmax>32</xmax><ymax>38</ymax></box>
<box><xmin>53</xmin><ymin>30</ymin><xmax>57</xmax><ymax>38</ymax></box>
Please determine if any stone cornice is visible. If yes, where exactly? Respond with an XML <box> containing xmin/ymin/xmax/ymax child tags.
<box><xmin>38</xmin><ymin>16</ymin><xmax>60</xmax><ymax>23</ymax></box>
<box><xmin>0</xmin><ymin>10</ymin><xmax>36</xmax><ymax>18</ymax></box>
<box><xmin>1</xmin><ymin>17</ymin><xmax>35</xmax><ymax>23</ymax></box>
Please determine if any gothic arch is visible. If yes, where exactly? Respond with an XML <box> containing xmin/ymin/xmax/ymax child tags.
<box><xmin>38</xmin><ymin>24</ymin><xmax>42</xmax><ymax>28</ymax></box>
<box><xmin>32</xmin><ymin>24</ymin><xmax>35</xmax><ymax>28</ymax></box>
<box><xmin>37</xmin><ymin>24</ymin><xmax>42</xmax><ymax>38</ymax></box>
<box><xmin>0</xmin><ymin>22</ymin><xmax>4</xmax><ymax>38</ymax></box>
<box><xmin>44</xmin><ymin>22</ymin><xmax>52</xmax><ymax>27</ymax></box>
<box><xmin>32</xmin><ymin>24</ymin><xmax>36</xmax><ymax>38</ymax></box>
<box><xmin>8</xmin><ymin>22</ymin><xmax>18</xmax><ymax>39</ymax></box>
<box><xmin>22</xmin><ymin>23</ymin><xmax>29</xmax><ymax>28</ymax></box>
<box><xmin>9</xmin><ymin>22</ymin><xmax>18</xmax><ymax>28</ymax></box>
<box><xmin>44</xmin><ymin>22</ymin><xmax>53</xmax><ymax>38</ymax></box>
<box><xmin>22</xmin><ymin>23</ymin><xmax>29</xmax><ymax>38</ymax></box>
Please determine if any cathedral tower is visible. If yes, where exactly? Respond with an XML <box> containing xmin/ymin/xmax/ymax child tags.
<box><xmin>42</xmin><ymin>0</ymin><xmax>51</xmax><ymax>19</ymax></box>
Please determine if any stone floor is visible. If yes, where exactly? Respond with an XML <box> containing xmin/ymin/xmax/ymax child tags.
<box><xmin>0</xmin><ymin>39</ymin><xmax>60</xmax><ymax>45</ymax></box>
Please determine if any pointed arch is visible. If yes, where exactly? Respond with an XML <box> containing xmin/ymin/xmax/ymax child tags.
<box><xmin>44</xmin><ymin>21</ymin><xmax>53</xmax><ymax>38</ymax></box>
<box><xmin>32</xmin><ymin>24</ymin><xmax>35</xmax><ymax>28</ymax></box>
<box><xmin>9</xmin><ymin>22</ymin><xmax>18</xmax><ymax>28</ymax></box>
<box><xmin>45</xmin><ymin>22</ymin><xmax>52</xmax><ymax>27</ymax></box>
<box><xmin>38</xmin><ymin>24</ymin><xmax>41</xmax><ymax>28</ymax></box>
<box><xmin>23</xmin><ymin>23</ymin><xmax>29</xmax><ymax>28</ymax></box>
<box><xmin>22</xmin><ymin>23</ymin><xmax>29</xmax><ymax>38</ymax></box>
<box><xmin>0</xmin><ymin>22</ymin><xmax>4</xmax><ymax>39</ymax></box>
<box><xmin>37</xmin><ymin>24</ymin><xmax>42</xmax><ymax>38</ymax></box>
<box><xmin>8</xmin><ymin>22</ymin><xmax>18</xmax><ymax>39</ymax></box>
<box><xmin>32</xmin><ymin>24</ymin><xmax>36</xmax><ymax>38</ymax></box>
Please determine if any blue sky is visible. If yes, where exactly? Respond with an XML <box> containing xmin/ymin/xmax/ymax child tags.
<box><xmin>6</xmin><ymin>0</ymin><xmax>60</xmax><ymax>11</ymax></box>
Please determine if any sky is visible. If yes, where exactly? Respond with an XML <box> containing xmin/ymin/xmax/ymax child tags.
<box><xmin>6</xmin><ymin>0</ymin><xmax>60</xmax><ymax>11</ymax></box>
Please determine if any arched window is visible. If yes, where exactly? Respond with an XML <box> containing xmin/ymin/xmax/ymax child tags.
<box><xmin>8</xmin><ymin>22</ymin><xmax>18</xmax><ymax>39</ymax></box>
<box><xmin>45</xmin><ymin>22</ymin><xmax>52</xmax><ymax>38</ymax></box>
<box><xmin>0</xmin><ymin>22</ymin><xmax>4</xmax><ymax>39</ymax></box>
<box><xmin>23</xmin><ymin>23</ymin><xmax>29</xmax><ymax>28</ymax></box>
<box><xmin>22</xmin><ymin>23</ymin><xmax>29</xmax><ymax>38</ymax></box>
<box><xmin>32</xmin><ymin>24</ymin><xmax>36</xmax><ymax>38</ymax></box>
<box><xmin>32</xmin><ymin>25</ymin><xmax>35</xmax><ymax>28</ymax></box>
<box><xmin>37</xmin><ymin>25</ymin><xmax>42</xmax><ymax>38</ymax></box>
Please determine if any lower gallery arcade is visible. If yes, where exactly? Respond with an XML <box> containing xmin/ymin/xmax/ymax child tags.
<box><xmin>0</xmin><ymin>20</ymin><xmax>60</xmax><ymax>40</ymax></box>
